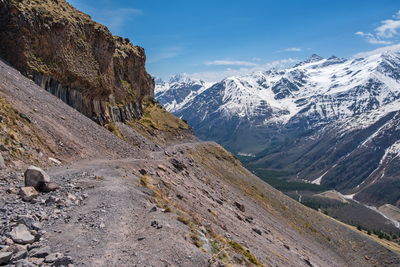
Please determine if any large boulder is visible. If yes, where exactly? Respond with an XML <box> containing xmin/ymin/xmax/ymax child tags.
<box><xmin>24</xmin><ymin>166</ymin><xmax>50</xmax><ymax>191</ymax></box>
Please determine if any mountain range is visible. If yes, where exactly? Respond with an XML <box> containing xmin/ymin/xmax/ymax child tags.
<box><xmin>156</xmin><ymin>51</ymin><xmax>400</xmax><ymax>207</ymax></box>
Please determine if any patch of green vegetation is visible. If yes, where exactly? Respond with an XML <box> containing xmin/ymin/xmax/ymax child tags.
<box><xmin>228</xmin><ymin>240</ymin><xmax>262</xmax><ymax>266</ymax></box>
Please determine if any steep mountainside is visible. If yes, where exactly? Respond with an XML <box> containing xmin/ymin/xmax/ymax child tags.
<box><xmin>156</xmin><ymin>52</ymin><xmax>400</xmax><ymax>207</ymax></box>
<box><xmin>1</xmin><ymin>0</ymin><xmax>400</xmax><ymax>265</ymax></box>
<box><xmin>0</xmin><ymin>0</ymin><xmax>154</xmax><ymax>124</ymax></box>
<box><xmin>1</xmin><ymin>57</ymin><xmax>400</xmax><ymax>267</ymax></box>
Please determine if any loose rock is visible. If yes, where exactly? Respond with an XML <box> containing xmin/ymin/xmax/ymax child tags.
<box><xmin>11</xmin><ymin>250</ymin><xmax>27</xmax><ymax>262</ymax></box>
<box><xmin>44</xmin><ymin>252</ymin><xmax>63</xmax><ymax>263</ymax></box>
<box><xmin>30</xmin><ymin>246</ymin><xmax>51</xmax><ymax>258</ymax></box>
<box><xmin>0</xmin><ymin>251</ymin><xmax>13</xmax><ymax>265</ymax></box>
<box><xmin>234</xmin><ymin>202</ymin><xmax>245</xmax><ymax>212</ymax></box>
<box><xmin>42</xmin><ymin>182</ymin><xmax>59</xmax><ymax>192</ymax></box>
<box><xmin>24</xmin><ymin>166</ymin><xmax>50</xmax><ymax>191</ymax></box>
<box><xmin>9</xmin><ymin>224</ymin><xmax>36</xmax><ymax>245</ymax></box>
<box><xmin>252</xmin><ymin>228</ymin><xmax>262</xmax><ymax>235</ymax></box>
<box><xmin>19</xmin><ymin>187</ymin><xmax>39</xmax><ymax>202</ymax></box>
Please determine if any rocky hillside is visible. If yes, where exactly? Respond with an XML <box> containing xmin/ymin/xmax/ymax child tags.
<box><xmin>156</xmin><ymin>52</ymin><xmax>400</xmax><ymax>207</ymax></box>
<box><xmin>0</xmin><ymin>0</ymin><xmax>154</xmax><ymax>124</ymax></box>
<box><xmin>1</xmin><ymin>57</ymin><xmax>400</xmax><ymax>266</ymax></box>
<box><xmin>1</xmin><ymin>0</ymin><xmax>400</xmax><ymax>266</ymax></box>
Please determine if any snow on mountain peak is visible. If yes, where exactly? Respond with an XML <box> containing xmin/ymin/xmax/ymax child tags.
<box><xmin>305</xmin><ymin>54</ymin><xmax>324</xmax><ymax>63</ymax></box>
<box><xmin>157</xmin><ymin>49</ymin><xmax>400</xmax><ymax>127</ymax></box>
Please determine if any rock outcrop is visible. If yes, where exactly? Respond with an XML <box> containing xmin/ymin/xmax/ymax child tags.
<box><xmin>0</xmin><ymin>0</ymin><xmax>154</xmax><ymax>124</ymax></box>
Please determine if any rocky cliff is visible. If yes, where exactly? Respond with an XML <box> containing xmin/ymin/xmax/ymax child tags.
<box><xmin>0</xmin><ymin>0</ymin><xmax>154</xmax><ymax>124</ymax></box>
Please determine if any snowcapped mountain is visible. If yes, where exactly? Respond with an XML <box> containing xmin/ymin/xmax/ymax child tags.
<box><xmin>155</xmin><ymin>74</ymin><xmax>213</xmax><ymax>113</ymax></box>
<box><xmin>155</xmin><ymin>51</ymin><xmax>400</xmax><ymax>207</ymax></box>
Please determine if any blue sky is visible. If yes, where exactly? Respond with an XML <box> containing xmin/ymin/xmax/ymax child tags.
<box><xmin>68</xmin><ymin>0</ymin><xmax>400</xmax><ymax>81</ymax></box>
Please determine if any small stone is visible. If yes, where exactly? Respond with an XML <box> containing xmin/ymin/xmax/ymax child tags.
<box><xmin>66</xmin><ymin>193</ymin><xmax>77</xmax><ymax>201</ymax></box>
<box><xmin>54</xmin><ymin>255</ymin><xmax>73</xmax><ymax>266</ymax></box>
<box><xmin>234</xmin><ymin>202</ymin><xmax>245</xmax><ymax>212</ymax></box>
<box><xmin>24</xmin><ymin>166</ymin><xmax>50</xmax><ymax>191</ymax></box>
<box><xmin>11</xmin><ymin>250</ymin><xmax>27</xmax><ymax>262</ymax></box>
<box><xmin>44</xmin><ymin>252</ymin><xmax>63</xmax><ymax>263</ymax></box>
<box><xmin>0</xmin><ymin>251</ymin><xmax>13</xmax><ymax>265</ymax></box>
<box><xmin>149</xmin><ymin>206</ymin><xmax>157</xmax><ymax>212</ymax></box>
<box><xmin>157</xmin><ymin>165</ymin><xmax>168</xmax><ymax>171</ymax></box>
<box><xmin>45</xmin><ymin>196</ymin><xmax>60</xmax><ymax>205</ymax></box>
<box><xmin>30</xmin><ymin>246</ymin><xmax>51</xmax><ymax>258</ymax></box>
<box><xmin>48</xmin><ymin>157</ymin><xmax>61</xmax><ymax>165</ymax></box>
<box><xmin>19</xmin><ymin>187</ymin><xmax>39</xmax><ymax>202</ymax></box>
<box><xmin>30</xmin><ymin>257</ymin><xmax>44</xmax><ymax>265</ymax></box>
<box><xmin>4</xmin><ymin>238</ymin><xmax>14</xmax><ymax>245</ymax></box>
<box><xmin>151</xmin><ymin>221</ymin><xmax>162</xmax><ymax>229</ymax></box>
<box><xmin>6</xmin><ymin>187</ymin><xmax>19</xmax><ymax>194</ymax></box>
<box><xmin>9</xmin><ymin>224</ymin><xmax>35</xmax><ymax>244</ymax></box>
<box><xmin>42</xmin><ymin>182</ymin><xmax>59</xmax><ymax>192</ymax></box>
<box><xmin>170</xmin><ymin>158</ymin><xmax>185</xmax><ymax>171</ymax></box>
<box><xmin>138</xmin><ymin>169</ymin><xmax>147</xmax><ymax>175</ymax></box>
<box><xmin>252</xmin><ymin>228</ymin><xmax>262</xmax><ymax>235</ymax></box>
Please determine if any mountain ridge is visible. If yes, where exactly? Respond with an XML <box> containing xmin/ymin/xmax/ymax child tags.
<box><xmin>156</xmin><ymin>50</ymin><xmax>400</xmax><ymax>207</ymax></box>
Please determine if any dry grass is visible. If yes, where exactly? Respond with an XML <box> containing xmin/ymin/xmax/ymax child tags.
<box><xmin>0</xmin><ymin>97</ymin><xmax>50</xmax><ymax>165</ymax></box>
<box><xmin>105</xmin><ymin>122</ymin><xmax>124</xmax><ymax>140</ymax></box>
<box><xmin>138</xmin><ymin>103</ymin><xmax>189</xmax><ymax>132</ymax></box>
<box><xmin>126</xmin><ymin>102</ymin><xmax>191</xmax><ymax>145</ymax></box>
<box><xmin>326</xmin><ymin>214</ymin><xmax>400</xmax><ymax>253</ymax></box>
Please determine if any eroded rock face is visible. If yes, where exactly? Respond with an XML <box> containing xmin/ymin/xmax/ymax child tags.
<box><xmin>0</xmin><ymin>0</ymin><xmax>154</xmax><ymax>124</ymax></box>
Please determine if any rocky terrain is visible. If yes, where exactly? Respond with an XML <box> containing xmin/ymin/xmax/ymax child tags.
<box><xmin>0</xmin><ymin>0</ymin><xmax>400</xmax><ymax>266</ymax></box>
<box><xmin>0</xmin><ymin>0</ymin><xmax>154</xmax><ymax>124</ymax></box>
<box><xmin>156</xmin><ymin>52</ymin><xmax>400</xmax><ymax>208</ymax></box>
<box><xmin>0</xmin><ymin>40</ymin><xmax>400</xmax><ymax>267</ymax></box>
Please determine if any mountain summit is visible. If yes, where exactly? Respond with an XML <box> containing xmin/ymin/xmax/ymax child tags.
<box><xmin>156</xmin><ymin>51</ymin><xmax>400</xmax><ymax>207</ymax></box>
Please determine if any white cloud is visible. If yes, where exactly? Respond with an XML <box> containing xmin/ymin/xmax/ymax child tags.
<box><xmin>189</xmin><ymin>58</ymin><xmax>297</xmax><ymax>82</ymax></box>
<box><xmin>204</xmin><ymin>60</ymin><xmax>258</xmax><ymax>66</ymax></box>
<box><xmin>376</xmin><ymin>19</ymin><xmax>400</xmax><ymax>38</ymax></box>
<box><xmin>284</xmin><ymin>47</ymin><xmax>302</xmax><ymax>52</ymax></box>
<box><xmin>355</xmin><ymin>32</ymin><xmax>392</xmax><ymax>45</ymax></box>
<box><xmin>353</xmin><ymin>43</ymin><xmax>400</xmax><ymax>58</ymax></box>
<box><xmin>356</xmin><ymin>10</ymin><xmax>400</xmax><ymax>45</ymax></box>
